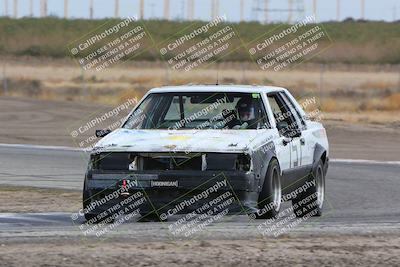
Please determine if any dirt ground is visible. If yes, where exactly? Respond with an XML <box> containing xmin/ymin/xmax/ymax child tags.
<box><xmin>0</xmin><ymin>234</ymin><xmax>399</xmax><ymax>267</ymax></box>
<box><xmin>0</xmin><ymin>186</ymin><xmax>81</xmax><ymax>213</ymax></box>
<box><xmin>0</xmin><ymin>96</ymin><xmax>399</xmax><ymax>161</ymax></box>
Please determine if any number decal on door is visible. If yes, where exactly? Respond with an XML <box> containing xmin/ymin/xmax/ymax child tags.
<box><xmin>292</xmin><ymin>143</ymin><xmax>299</xmax><ymax>167</ymax></box>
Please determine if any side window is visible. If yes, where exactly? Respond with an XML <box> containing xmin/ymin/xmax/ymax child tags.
<box><xmin>279</xmin><ymin>92</ymin><xmax>306</xmax><ymax>130</ymax></box>
<box><xmin>267</xmin><ymin>93</ymin><xmax>301</xmax><ymax>137</ymax></box>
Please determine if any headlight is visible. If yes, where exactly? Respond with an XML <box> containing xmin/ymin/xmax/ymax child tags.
<box><xmin>235</xmin><ymin>154</ymin><xmax>251</xmax><ymax>171</ymax></box>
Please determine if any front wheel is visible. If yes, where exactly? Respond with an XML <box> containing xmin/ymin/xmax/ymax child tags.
<box><xmin>292</xmin><ymin>159</ymin><xmax>325</xmax><ymax>217</ymax></box>
<box><xmin>256</xmin><ymin>158</ymin><xmax>282</xmax><ymax>219</ymax></box>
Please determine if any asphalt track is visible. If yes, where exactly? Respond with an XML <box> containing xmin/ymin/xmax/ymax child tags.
<box><xmin>0</xmin><ymin>144</ymin><xmax>399</xmax><ymax>239</ymax></box>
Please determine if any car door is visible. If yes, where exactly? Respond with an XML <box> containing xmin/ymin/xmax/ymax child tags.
<box><xmin>279</xmin><ymin>91</ymin><xmax>314</xmax><ymax>167</ymax></box>
<box><xmin>265</xmin><ymin>93</ymin><xmax>292</xmax><ymax>174</ymax></box>
<box><xmin>266</xmin><ymin>93</ymin><xmax>304</xmax><ymax>189</ymax></box>
<box><xmin>277</xmin><ymin>92</ymin><xmax>305</xmax><ymax>168</ymax></box>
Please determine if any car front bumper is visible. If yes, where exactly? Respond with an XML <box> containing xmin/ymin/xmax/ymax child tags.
<box><xmin>84</xmin><ymin>170</ymin><xmax>260</xmax><ymax>215</ymax></box>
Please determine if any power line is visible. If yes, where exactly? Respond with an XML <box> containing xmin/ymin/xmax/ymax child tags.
<box><xmin>252</xmin><ymin>0</ymin><xmax>304</xmax><ymax>23</ymax></box>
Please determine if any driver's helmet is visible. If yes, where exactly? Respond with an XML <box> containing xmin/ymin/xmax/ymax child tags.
<box><xmin>236</xmin><ymin>97</ymin><xmax>256</xmax><ymax>122</ymax></box>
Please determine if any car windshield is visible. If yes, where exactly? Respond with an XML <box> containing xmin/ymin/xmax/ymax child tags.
<box><xmin>123</xmin><ymin>92</ymin><xmax>269</xmax><ymax>130</ymax></box>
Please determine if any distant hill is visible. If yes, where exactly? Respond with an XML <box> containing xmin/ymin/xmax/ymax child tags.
<box><xmin>0</xmin><ymin>17</ymin><xmax>399</xmax><ymax>64</ymax></box>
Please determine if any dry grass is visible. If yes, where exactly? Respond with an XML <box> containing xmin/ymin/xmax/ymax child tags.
<box><xmin>323</xmin><ymin>111</ymin><xmax>400</xmax><ymax>125</ymax></box>
<box><xmin>1</xmin><ymin>59</ymin><xmax>400</xmax><ymax>117</ymax></box>
<box><xmin>386</xmin><ymin>93</ymin><xmax>400</xmax><ymax>110</ymax></box>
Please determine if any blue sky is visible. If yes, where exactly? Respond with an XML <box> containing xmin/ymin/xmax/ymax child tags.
<box><xmin>2</xmin><ymin>0</ymin><xmax>399</xmax><ymax>22</ymax></box>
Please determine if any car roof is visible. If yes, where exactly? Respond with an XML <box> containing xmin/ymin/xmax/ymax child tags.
<box><xmin>148</xmin><ymin>85</ymin><xmax>287</xmax><ymax>94</ymax></box>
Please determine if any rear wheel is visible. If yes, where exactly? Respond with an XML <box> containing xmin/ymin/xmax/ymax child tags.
<box><xmin>256</xmin><ymin>158</ymin><xmax>282</xmax><ymax>219</ymax></box>
<box><xmin>292</xmin><ymin>159</ymin><xmax>325</xmax><ymax>217</ymax></box>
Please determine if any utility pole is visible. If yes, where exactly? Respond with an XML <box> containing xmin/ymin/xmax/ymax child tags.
<box><xmin>13</xmin><ymin>0</ymin><xmax>17</xmax><ymax>18</ymax></box>
<box><xmin>115</xmin><ymin>0</ymin><xmax>119</xmax><ymax>18</ymax></box>
<box><xmin>2</xmin><ymin>65</ymin><xmax>8</xmax><ymax>95</ymax></box>
<box><xmin>89</xmin><ymin>0</ymin><xmax>93</xmax><ymax>19</ymax></box>
<box><xmin>187</xmin><ymin>0</ymin><xmax>194</xmax><ymax>20</ymax></box>
<box><xmin>288</xmin><ymin>0</ymin><xmax>293</xmax><ymax>23</ymax></box>
<box><xmin>361</xmin><ymin>0</ymin><xmax>365</xmax><ymax>19</ymax></box>
<box><xmin>64</xmin><ymin>0</ymin><xmax>68</xmax><ymax>18</ymax></box>
<box><xmin>336</xmin><ymin>0</ymin><xmax>340</xmax><ymax>21</ymax></box>
<box><xmin>164</xmin><ymin>0</ymin><xmax>169</xmax><ymax>20</ymax></box>
<box><xmin>139</xmin><ymin>0</ymin><xmax>144</xmax><ymax>20</ymax></box>
<box><xmin>240</xmin><ymin>0</ymin><xmax>244</xmax><ymax>22</ymax></box>
<box><xmin>3</xmin><ymin>0</ymin><xmax>8</xmax><ymax>17</ymax></box>
<box><xmin>264</xmin><ymin>0</ymin><xmax>269</xmax><ymax>23</ymax></box>
<box><xmin>313</xmin><ymin>0</ymin><xmax>317</xmax><ymax>16</ymax></box>
<box><xmin>211</xmin><ymin>0</ymin><xmax>219</xmax><ymax>19</ymax></box>
<box><xmin>29</xmin><ymin>0</ymin><xmax>33</xmax><ymax>17</ymax></box>
<box><xmin>40</xmin><ymin>0</ymin><xmax>47</xmax><ymax>17</ymax></box>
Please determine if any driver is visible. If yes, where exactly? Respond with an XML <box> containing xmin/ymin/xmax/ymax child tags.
<box><xmin>225</xmin><ymin>97</ymin><xmax>258</xmax><ymax>129</ymax></box>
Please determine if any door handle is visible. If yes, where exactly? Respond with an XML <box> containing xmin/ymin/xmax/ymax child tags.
<box><xmin>300</xmin><ymin>138</ymin><xmax>305</xmax><ymax>145</ymax></box>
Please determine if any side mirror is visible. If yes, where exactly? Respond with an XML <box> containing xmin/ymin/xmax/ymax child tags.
<box><xmin>276</xmin><ymin>121</ymin><xmax>289</xmax><ymax>132</ymax></box>
<box><xmin>95</xmin><ymin>129</ymin><xmax>112</xmax><ymax>138</ymax></box>
<box><xmin>282</xmin><ymin>137</ymin><xmax>291</xmax><ymax>146</ymax></box>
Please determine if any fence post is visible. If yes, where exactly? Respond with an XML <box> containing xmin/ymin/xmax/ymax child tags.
<box><xmin>81</xmin><ymin>68</ymin><xmax>87</xmax><ymax>100</ymax></box>
<box><xmin>319</xmin><ymin>63</ymin><xmax>325</xmax><ymax>110</ymax></box>
<box><xmin>2</xmin><ymin>64</ymin><xmax>8</xmax><ymax>95</ymax></box>
<box><xmin>241</xmin><ymin>62</ymin><xmax>246</xmax><ymax>83</ymax></box>
<box><xmin>165</xmin><ymin>63</ymin><xmax>170</xmax><ymax>85</ymax></box>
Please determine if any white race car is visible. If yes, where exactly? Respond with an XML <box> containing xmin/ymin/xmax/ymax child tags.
<box><xmin>83</xmin><ymin>85</ymin><xmax>329</xmax><ymax>222</ymax></box>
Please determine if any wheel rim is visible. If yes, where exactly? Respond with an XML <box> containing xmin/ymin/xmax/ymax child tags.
<box><xmin>316</xmin><ymin>166</ymin><xmax>325</xmax><ymax>209</ymax></box>
<box><xmin>271</xmin><ymin>167</ymin><xmax>281</xmax><ymax>212</ymax></box>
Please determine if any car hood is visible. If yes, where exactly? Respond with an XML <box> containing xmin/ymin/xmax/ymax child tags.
<box><xmin>93</xmin><ymin>128</ymin><xmax>276</xmax><ymax>153</ymax></box>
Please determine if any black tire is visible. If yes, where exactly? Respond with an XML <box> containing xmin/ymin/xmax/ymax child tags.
<box><xmin>82</xmin><ymin>190</ymin><xmax>115</xmax><ymax>224</ymax></box>
<box><xmin>292</xmin><ymin>159</ymin><xmax>325</xmax><ymax>218</ymax></box>
<box><xmin>255</xmin><ymin>158</ymin><xmax>282</xmax><ymax>219</ymax></box>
